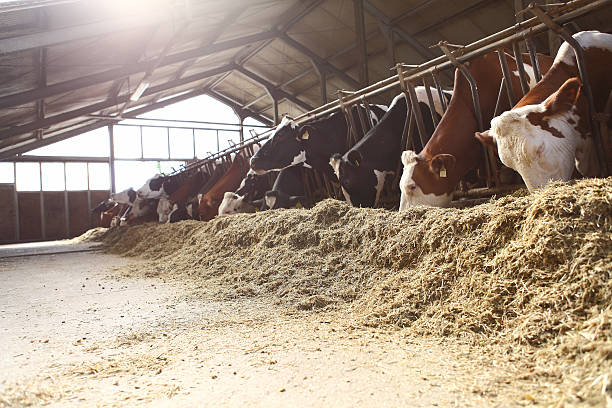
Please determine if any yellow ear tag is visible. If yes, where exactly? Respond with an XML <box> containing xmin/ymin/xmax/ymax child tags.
<box><xmin>440</xmin><ymin>165</ymin><xmax>447</xmax><ymax>178</ymax></box>
<box><xmin>295</xmin><ymin>202</ymin><xmax>303</xmax><ymax>209</ymax></box>
<box><xmin>301</xmin><ymin>130</ymin><xmax>309</xmax><ymax>140</ymax></box>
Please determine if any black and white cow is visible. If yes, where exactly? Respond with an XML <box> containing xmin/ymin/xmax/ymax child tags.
<box><xmin>111</xmin><ymin>187</ymin><xmax>138</xmax><ymax>206</ymax></box>
<box><xmin>329</xmin><ymin>88</ymin><xmax>451</xmax><ymax>207</ymax></box>
<box><xmin>249</xmin><ymin>104</ymin><xmax>387</xmax><ymax>181</ymax></box>
<box><xmin>262</xmin><ymin>165</ymin><xmax>309</xmax><ymax>210</ymax></box>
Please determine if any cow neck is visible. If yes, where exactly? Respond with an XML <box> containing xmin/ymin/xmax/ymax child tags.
<box><xmin>515</xmin><ymin>62</ymin><xmax>576</xmax><ymax>108</ymax></box>
<box><xmin>421</xmin><ymin>52</ymin><xmax>504</xmax><ymax>186</ymax></box>
<box><xmin>352</xmin><ymin>96</ymin><xmax>407</xmax><ymax>169</ymax></box>
<box><xmin>306</xmin><ymin>112</ymin><xmax>348</xmax><ymax>173</ymax></box>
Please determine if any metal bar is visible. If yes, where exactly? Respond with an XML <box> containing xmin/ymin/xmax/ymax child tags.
<box><xmin>526</xmin><ymin>2</ymin><xmax>608</xmax><ymax>176</ymax></box>
<box><xmin>431</xmin><ymin>71</ymin><xmax>448</xmax><ymax>113</ymax></box>
<box><xmin>355</xmin><ymin>104</ymin><xmax>369</xmax><ymax>139</ymax></box>
<box><xmin>39</xmin><ymin>162</ymin><xmax>46</xmax><ymax>240</ymax></box>
<box><xmin>167</xmin><ymin>127</ymin><xmax>171</xmax><ymax>160</ymax></box>
<box><xmin>523</xmin><ymin>35</ymin><xmax>542</xmax><ymax>82</ymax></box>
<box><xmin>13</xmin><ymin>162</ymin><xmax>20</xmax><ymax>242</ymax></box>
<box><xmin>354</xmin><ymin>0</ymin><xmax>368</xmax><ymax>86</ymax></box>
<box><xmin>2</xmin><ymin>155</ymin><xmax>109</xmax><ymax>163</ymax></box>
<box><xmin>108</xmin><ymin>125</ymin><xmax>116</xmax><ymax>194</ymax></box>
<box><xmin>192</xmin><ymin>128</ymin><xmax>196</xmax><ymax>157</ymax></box>
<box><xmin>397</xmin><ymin>65</ymin><xmax>428</xmax><ymax>148</ymax></box>
<box><xmin>422</xmin><ymin>77</ymin><xmax>439</xmax><ymax>128</ymax></box>
<box><xmin>272</xmin><ymin>98</ymin><xmax>279</xmax><ymax>126</ymax></box>
<box><xmin>0</xmin><ymin>31</ymin><xmax>275</xmax><ymax>110</ymax></box>
<box><xmin>512</xmin><ymin>41</ymin><xmax>530</xmax><ymax>95</ymax></box>
<box><xmin>63</xmin><ymin>162</ymin><xmax>69</xmax><ymax>238</ymax></box>
<box><xmin>361</xmin><ymin>96</ymin><xmax>375</xmax><ymax>129</ymax></box>
<box><xmin>496</xmin><ymin>49</ymin><xmax>517</xmax><ymax>106</ymax></box>
<box><xmin>86</xmin><ymin>162</ymin><xmax>91</xmax><ymax>227</ymax></box>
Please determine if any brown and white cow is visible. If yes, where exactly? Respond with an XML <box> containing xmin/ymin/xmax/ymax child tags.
<box><xmin>399</xmin><ymin>50</ymin><xmax>554</xmax><ymax>209</ymax></box>
<box><xmin>198</xmin><ymin>154</ymin><xmax>249</xmax><ymax>221</ymax></box>
<box><xmin>475</xmin><ymin>31</ymin><xmax>612</xmax><ymax>190</ymax></box>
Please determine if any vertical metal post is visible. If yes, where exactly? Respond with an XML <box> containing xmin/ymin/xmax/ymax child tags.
<box><xmin>422</xmin><ymin>77</ymin><xmax>440</xmax><ymax>128</ymax></box>
<box><xmin>86</xmin><ymin>162</ymin><xmax>92</xmax><ymax>228</ymax></box>
<box><xmin>139</xmin><ymin>125</ymin><xmax>144</xmax><ymax>159</ymax></box>
<box><xmin>353</xmin><ymin>0</ymin><xmax>368</xmax><ymax>86</ymax></box>
<box><xmin>497</xmin><ymin>49</ymin><xmax>517</xmax><ymax>106</ymax></box>
<box><xmin>272</xmin><ymin>97</ymin><xmax>279</xmax><ymax>126</ymax></box>
<box><xmin>512</xmin><ymin>41</ymin><xmax>530</xmax><ymax>96</ymax></box>
<box><xmin>167</xmin><ymin>127</ymin><xmax>171</xmax><ymax>159</ymax></box>
<box><xmin>239</xmin><ymin>116</ymin><xmax>244</xmax><ymax>143</ymax></box>
<box><xmin>39</xmin><ymin>162</ymin><xmax>46</xmax><ymax>240</ymax></box>
<box><xmin>396</xmin><ymin>64</ymin><xmax>428</xmax><ymax>148</ymax></box>
<box><xmin>108</xmin><ymin>125</ymin><xmax>116</xmax><ymax>194</ymax></box>
<box><xmin>192</xmin><ymin>128</ymin><xmax>196</xmax><ymax>158</ymax></box>
<box><xmin>63</xmin><ymin>162</ymin><xmax>69</xmax><ymax>238</ymax></box>
<box><xmin>216</xmin><ymin>130</ymin><xmax>220</xmax><ymax>152</ymax></box>
<box><xmin>523</xmin><ymin>36</ymin><xmax>542</xmax><ymax>82</ymax></box>
<box><xmin>320</xmin><ymin>70</ymin><xmax>327</xmax><ymax>105</ymax></box>
<box><xmin>431</xmin><ymin>71</ymin><xmax>448</xmax><ymax>113</ymax></box>
<box><xmin>13</xmin><ymin>162</ymin><xmax>20</xmax><ymax>242</ymax></box>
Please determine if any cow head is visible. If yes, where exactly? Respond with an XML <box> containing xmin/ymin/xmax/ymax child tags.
<box><xmin>330</xmin><ymin>152</ymin><xmax>387</xmax><ymax>208</ymax></box>
<box><xmin>235</xmin><ymin>170</ymin><xmax>272</xmax><ymax>202</ymax></box>
<box><xmin>137</xmin><ymin>174</ymin><xmax>167</xmax><ymax>199</ymax></box>
<box><xmin>399</xmin><ymin>151</ymin><xmax>455</xmax><ymax>210</ymax></box>
<box><xmin>477</xmin><ymin>77</ymin><xmax>589</xmax><ymax>191</ymax></box>
<box><xmin>218</xmin><ymin>192</ymin><xmax>257</xmax><ymax>215</ymax></box>
<box><xmin>157</xmin><ymin>197</ymin><xmax>173</xmax><ymax>223</ymax></box>
<box><xmin>198</xmin><ymin>194</ymin><xmax>223</xmax><ymax>221</ymax></box>
<box><xmin>250</xmin><ymin>116</ymin><xmax>306</xmax><ymax>174</ymax></box>
<box><xmin>111</xmin><ymin>188</ymin><xmax>137</xmax><ymax>206</ymax></box>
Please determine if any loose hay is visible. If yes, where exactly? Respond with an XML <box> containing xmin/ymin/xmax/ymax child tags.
<box><xmin>95</xmin><ymin>177</ymin><xmax>612</xmax><ymax>404</ymax></box>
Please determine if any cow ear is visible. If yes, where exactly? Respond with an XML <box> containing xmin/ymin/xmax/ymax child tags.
<box><xmin>429</xmin><ymin>154</ymin><xmax>456</xmax><ymax>178</ymax></box>
<box><xmin>347</xmin><ymin>150</ymin><xmax>362</xmax><ymax>167</ymax></box>
<box><xmin>297</xmin><ymin>126</ymin><xmax>311</xmax><ymax>141</ymax></box>
<box><xmin>475</xmin><ymin>130</ymin><xmax>496</xmax><ymax>147</ymax></box>
<box><xmin>544</xmin><ymin>77</ymin><xmax>582</xmax><ymax>115</ymax></box>
<box><xmin>401</xmin><ymin>150</ymin><xmax>422</xmax><ymax>167</ymax></box>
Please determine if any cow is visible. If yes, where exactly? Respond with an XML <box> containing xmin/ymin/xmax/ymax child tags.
<box><xmin>98</xmin><ymin>203</ymin><xmax>127</xmax><ymax>228</ymax></box>
<box><xmin>159</xmin><ymin>170</ymin><xmax>207</xmax><ymax>223</ymax></box>
<box><xmin>136</xmin><ymin>174</ymin><xmax>169</xmax><ymax>199</ymax></box>
<box><xmin>330</xmin><ymin>87</ymin><xmax>451</xmax><ymax>207</ymax></box>
<box><xmin>262</xmin><ymin>165</ymin><xmax>309</xmax><ymax>210</ymax></box>
<box><xmin>198</xmin><ymin>154</ymin><xmax>250</xmax><ymax>221</ymax></box>
<box><xmin>110</xmin><ymin>187</ymin><xmax>137</xmax><ymax>206</ymax></box>
<box><xmin>475</xmin><ymin>31</ymin><xmax>612</xmax><ymax>191</ymax></box>
<box><xmin>123</xmin><ymin>198</ymin><xmax>158</xmax><ymax>225</ymax></box>
<box><xmin>249</xmin><ymin>104</ymin><xmax>387</xmax><ymax>181</ymax></box>
<box><xmin>217</xmin><ymin>170</ymin><xmax>275</xmax><ymax>216</ymax></box>
<box><xmin>398</xmin><ymin>50</ymin><xmax>555</xmax><ymax>209</ymax></box>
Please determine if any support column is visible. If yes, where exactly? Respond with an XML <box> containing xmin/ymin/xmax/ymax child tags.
<box><xmin>310</xmin><ymin>59</ymin><xmax>327</xmax><ymax>105</ymax></box>
<box><xmin>377</xmin><ymin>21</ymin><xmax>396</xmax><ymax>68</ymax></box>
<box><xmin>108</xmin><ymin>125</ymin><xmax>116</xmax><ymax>194</ymax></box>
<box><xmin>353</xmin><ymin>0</ymin><xmax>368</xmax><ymax>86</ymax></box>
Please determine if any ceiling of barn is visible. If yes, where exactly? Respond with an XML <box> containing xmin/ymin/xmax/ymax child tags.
<box><xmin>0</xmin><ymin>0</ymin><xmax>610</xmax><ymax>160</ymax></box>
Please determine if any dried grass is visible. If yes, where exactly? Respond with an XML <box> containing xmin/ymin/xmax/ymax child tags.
<box><xmin>95</xmin><ymin>177</ymin><xmax>612</xmax><ymax>404</ymax></box>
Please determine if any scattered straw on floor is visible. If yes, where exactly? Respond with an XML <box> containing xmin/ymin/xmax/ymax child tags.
<box><xmin>92</xmin><ymin>177</ymin><xmax>612</xmax><ymax>405</ymax></box>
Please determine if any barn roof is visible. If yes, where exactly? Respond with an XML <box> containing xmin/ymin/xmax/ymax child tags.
<box><xmin>0</xmin><ymin>0</ymin><xmax>610</xmax><ymax>160</ymax></box>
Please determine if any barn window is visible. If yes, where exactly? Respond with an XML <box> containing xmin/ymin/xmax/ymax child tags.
<box><xmin>0</xmin><ymin>162</ymin><xmax>14</xmax><ymax>184</ymax></box>
<box><xmin>141</xmin><ymin>127</ymin><xmax>169</xmax><ymax>159</ymax></box>
<box><xmin>41</xmin><ymin>163</ymin><xmax>65</xmax><ymax>191</ymax></box>
<box><xmin>65</xmin><ymin>163</ymin><xmax>89</xmax><ymax>191</ymax></box>
<box><xmin>15</xmin><ymin>163</ymin><xmax>41</xmax><ymax>191</ymax></box>
<box><xmin>168</xmin><ymin>128</ymin><xmax>195</xmax><ymax>159</ymax></box>
<box><xmin>113</xmin><ymin>126</ymin><xmax>141</xmax><ymax>159</ymax></box>
<box><xmin>88</xmin><ymin>163</ymin><xmax>110</xmax><ymax>190</ymax></box>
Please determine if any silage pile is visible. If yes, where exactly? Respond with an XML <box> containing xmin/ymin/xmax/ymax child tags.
<box><xmin>100</xmin><ymin>177</ymin><xmax>612</xmax><ymax>397</ymax></box>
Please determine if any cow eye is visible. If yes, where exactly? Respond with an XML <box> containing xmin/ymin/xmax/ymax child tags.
<box><xmin>409</xmin><ymin>184</ymin><xmax>417</xmax><ymax>191</ymax></box>
<box><xmin>233</xmin><ymin>194</ymin><xmax>239</xmax><ymax>199</ymax></box>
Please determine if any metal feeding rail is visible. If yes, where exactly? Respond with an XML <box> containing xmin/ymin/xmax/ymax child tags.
<box><xmin>166</xmin><ymin>0</ymin><xmax>610</xmax><ymax>205</ymax></box>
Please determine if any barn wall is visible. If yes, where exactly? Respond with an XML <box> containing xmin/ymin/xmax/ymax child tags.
<box><xmin>1</xmin><ymin>189</ymin><xmax>109</xmax><ymax>244</ymax></box>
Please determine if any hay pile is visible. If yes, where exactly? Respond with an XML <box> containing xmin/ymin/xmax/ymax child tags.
<box><xmin>99</xmin><ymin>177</ymin><xmax>612</xmax><ymax>402</ymax></box>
